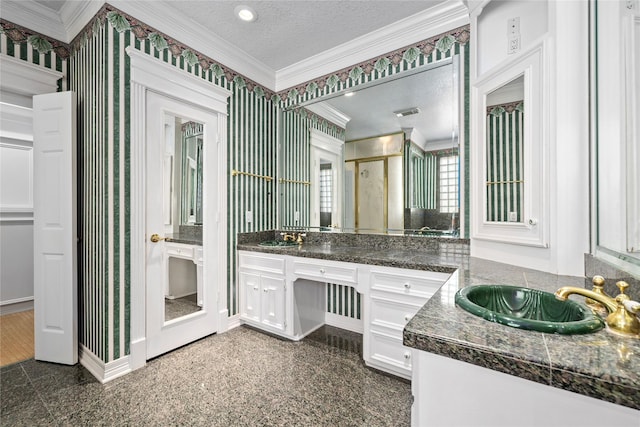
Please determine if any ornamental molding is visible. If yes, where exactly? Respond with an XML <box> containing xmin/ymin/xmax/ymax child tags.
<box><xmin>276</xmin><ymin>25</ymin><xmax>470</xmax><ymax>107</ymax></box>
<box><xmin>0</xmin><ymin>19</ymin><xmax>70</xmax><ymax>58</ymax></box>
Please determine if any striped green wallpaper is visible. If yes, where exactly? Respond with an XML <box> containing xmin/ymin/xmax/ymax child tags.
<box><xmin>486</xmin><ymin>102</ymin><xmax>524</xmax><ymax>222</ymax></box>
<box><xmin>327</xmin><ymin>284</ymin><xmax>361</xmax><ymax>320</ymax></box>
<box><xmin>69</xmin><ymin>18</ymin><xmax>132</xmax><ymax>362</ymax></box>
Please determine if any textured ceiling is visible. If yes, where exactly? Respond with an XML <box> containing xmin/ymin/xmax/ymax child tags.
<box><xmin>174</xmin><ymin>1</ymin><xmax>445</xmax><ymax>70</ymax></box>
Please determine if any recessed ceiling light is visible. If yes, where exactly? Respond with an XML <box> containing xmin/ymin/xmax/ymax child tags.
<box><xmin>235</xmin><ymin>5</ymin><xmax>257</xmax><ymax>22</ymax></box>
<box><xmin>344</xmin><ymin>92</ymin><xmax>355</xmax><ymax>97</ymax></box>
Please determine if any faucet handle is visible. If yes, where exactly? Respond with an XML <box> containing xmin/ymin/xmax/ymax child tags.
<box><xmin>586</xmin><ymin>275</ymin><xmax>608</xmax><ymax>313</ymax></box>
<box><xmin>605</xmin><ymin>281</ymin><xmax>640</xmax><ymax>337</ymax></box>
<box><xmin>592</xmin><ymin>275</ymin><xmax>606</xmax><ymax>290</ymax></box>
<box><xmin>615</xmin><ymin>280</ymin><xmax>630</xmax><ymax>296</ymax></box>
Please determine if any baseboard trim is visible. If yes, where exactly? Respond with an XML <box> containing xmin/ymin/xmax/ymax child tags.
<box><xmin>218</xmin><ymin>309</ymin><xmax>231</xmax><ymax>331</ymax></box>
<box><xmin>79</xmin><ymin>345</ymin><xmax>131</xmax><ymax>384</ymax></box>
<box><xmin>226</xmin><ymin>314</ymin><xmax>241</xmax><ymax>331</ymax></box>
<box><xmin>0</xmin><ymin>297</ymin><xmax>34</xmax><ymax>315</ymax></box>
<box><xmin>325</xmin><ymin>312</ymin><xmax>364</xmax><ymax>334</ymax></box>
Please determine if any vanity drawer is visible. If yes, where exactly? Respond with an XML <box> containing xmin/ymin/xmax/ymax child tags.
<box><xmin>369</xmin><ymin>330</ymin><xmax>412</xmax><ymax>374</ymax></box>
<box><xmin>370</xmin><ymin>269</ymin><xmax>448</xmax><ymax>299</ymax></box>
<box><xmin>238</xmin><ymin>251</ymin><xmax>286</xmax><ymax>275</ymax></box>
<box><xmin>292</xmin><ymin>260</ymin><xmax>357</xmax><ymax>284</ymax></box>
<box><xmin>369</xmin><ymin>295</ymin><xmax>423</xmax><ymax>332</ymax></box>
<box><xmin>166</xmin><ymin>243</ymin><xmax>194</xmax><ymax>260</ymax></box>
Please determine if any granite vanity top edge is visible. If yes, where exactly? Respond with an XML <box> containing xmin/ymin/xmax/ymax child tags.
<box><xmin>236</xmin><ymin>243</ymin><xmax>460</xmax><ymax>274</ymax></box>
<box><xmin>403</xmin><ymin>325</ymin><xmax>640</xmax><ymax>404</ymax></box>
<box><xmin>165</xmin><ymin>237</ymin><xmax>202</xmax><ymax>246</ymax></box>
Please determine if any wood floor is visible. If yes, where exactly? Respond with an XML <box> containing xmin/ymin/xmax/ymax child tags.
<box><xmin>0</xmin><ymin>309</ymin><xmax>34</xmax><ymax>367</ymax></box>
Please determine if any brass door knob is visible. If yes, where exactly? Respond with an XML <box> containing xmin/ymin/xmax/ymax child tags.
<box><xmin>150</xmin><ymin>234</ymin><xmax>166</xmax><ymax>243</ymax></box>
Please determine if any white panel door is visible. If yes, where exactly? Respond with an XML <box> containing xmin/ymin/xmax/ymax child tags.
<box><xmin>239</xmin><ymin>271</ymin><xmax>261</xmax><ymax>322</ymax></box>
<box><xmin>32</xmin><ymin>91</ymin><xmax>77</xmax><ymax>365</ymax></box>
<box><xmin>146</xmin><ymin>91</ymin><xmax>219</xmax><ymax>359</ymax></box>
<box><xmin>260</xmin><ymin>275</ymin><xmax>285</xmax><ymax>331</ymax></box>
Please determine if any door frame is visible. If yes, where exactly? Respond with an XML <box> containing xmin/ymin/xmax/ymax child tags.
<box><xmin>127</xmin><ymin>47</ymin><xmax>230</xmax><ymax>371</ymax></box>
<box><xmin>309</xmin><ymin>128</ymin><xmax>344</xmax><ymax>229</ymax></box>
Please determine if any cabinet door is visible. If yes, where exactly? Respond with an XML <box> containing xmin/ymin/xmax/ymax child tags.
<box><xmin>261</xmin><ymin>275</ymin><xmax>286</xmax><ymax>331</ymax></box>
<box><xmin>240</xmin><ymin>271</ymin><xmax>261</xmax><ymax>322</ymax></box>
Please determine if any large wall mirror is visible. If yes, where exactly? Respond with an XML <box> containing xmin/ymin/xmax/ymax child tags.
<box><xmin>593</xmin><ymin>0</ymin><xmax>640</xmax><ymax>275</ymax></box>
<box><xmin>280</xmin><ymin>55</ymin><xmax>465</xmax><ymax>237</ymax></box>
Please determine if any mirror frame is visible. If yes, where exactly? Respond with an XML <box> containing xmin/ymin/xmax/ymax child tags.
<box><xmin>472</xmin><ymin>39</ymin><xmax>549</xmax><ymax>247</ymax></box>
<box><xmin>591</xmin><ymin>0</ymin><xmax>640</xmax><ymax>274</ymax></box>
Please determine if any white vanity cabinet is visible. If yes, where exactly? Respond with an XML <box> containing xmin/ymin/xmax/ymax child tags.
<box><xmin>238</xmin><ymin>252</ymin><xmax>287</xmax><ymax>334</ymax></box>
<box><xmin>365</xmin><ymin>267</ymin><xmax>450</xmax><ymax>379</ymax></box>
<box><xmin>237</xmin><ymin>248</ymin><xmax>451</xmax><ymax>379</ymax></box>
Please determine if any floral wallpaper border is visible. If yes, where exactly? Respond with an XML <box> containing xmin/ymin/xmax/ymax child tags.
<box><xmin>487</xmin><ymin>101</ymin><xmax>524</xmax><ymax>115</ymax></box>
<box><xmin>0</xmin><ymin>18</ymin><xmax>70</xmax><ymax>58</ymax></box>
<box><xmin>276</xmin><ymin>25</ymin><xmax>470</xmax><ymax>106</ymax></box>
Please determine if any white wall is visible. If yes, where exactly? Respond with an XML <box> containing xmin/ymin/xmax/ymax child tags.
<box><xmin>0</xmin><ymin>93</ymin><xmax>35</xmax><ymax>314</ymax></box>
<box><xmin>470</xmin><ymin>0</ymin><xmax>590</xmax><ymax>277</ymax></box>
<box><xmin>477</xmin><ymin>0</ymin><xmax>548</xmax><ymax>76</ymax></box>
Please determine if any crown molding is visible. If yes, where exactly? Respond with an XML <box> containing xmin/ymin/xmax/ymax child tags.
<box><xmin>60</xmin><ymin>0</ymin><xmax>105</xmax><ymax>41</ymax></box>
<box><xmin>0</xmin><ymin>53</ymin><xmax>64</xmax><ymax>96</ymax></box>
<box><xmin>274</xmin><ymin>1</ymin><xmax>470</xmax><ymax>92</ymax></box>
<box><xmin>109</xmin><ymin>0</ymin><xmax>275</xmax><ymax>90</ymax></box>
<box><xmin>306</xmin><ymin>103</ymin><xmax>351</xmax><ymax>129</ymax></box>
<box><xmin>0</xmin><ymin>0</ymin><xmax>67</xmax><ymax>42</ymax></box>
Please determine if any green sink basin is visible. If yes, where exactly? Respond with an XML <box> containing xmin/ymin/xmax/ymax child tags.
<box><xmin>454</xmin><ymin>285</ymin><xmax>604</xmax><ymax>334</ymax></box>
<box><xmin>258</xmin><ymin>240</ymin><xmax>298</xmax><ymax>247</ymax></box>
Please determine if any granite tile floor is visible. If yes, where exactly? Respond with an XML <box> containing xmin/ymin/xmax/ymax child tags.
<box><xmin>1</xmin><ymin>326</ymin><xmax>411</xmax><ymax>426</ymax></box>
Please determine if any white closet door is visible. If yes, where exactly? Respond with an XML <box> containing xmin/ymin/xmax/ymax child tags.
<box><xmin>33</xmin><ymin>91</ymin><xmax>77</xmax><ymax>365</ymax></box>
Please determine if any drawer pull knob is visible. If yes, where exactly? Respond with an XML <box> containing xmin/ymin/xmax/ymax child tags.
<box><xmin>404</xmin><ymin>352</ymin><xmax>411</xmax><ymax>360</ymax></box>
<box><xmin>263</xmin><ymin>288</ymin><xmax>269</xmax><ymax>293</ymax></box>
<box><xmin>253</xmin><ymin>286</ymin><xmax>259</xmax><ymax>291</ymax></box>
<box><xmin>320</xmin><ymin>268</ymin><xmax>326</xmax><ymax>274</ymax></box>
<box><xmin>404</xmin><ymin>314</ymin><xmax>412</xmax><ymax>322</ymax></box>
<box><xmin>404</xmin><ymin>282</ymin><xmax>411</xmax><ymax>289</ymax></box>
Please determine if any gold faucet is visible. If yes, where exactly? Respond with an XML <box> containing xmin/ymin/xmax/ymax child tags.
<box><xmin>585</xmin><ymin>275</ymin><xmax>609</xmax><ymax>316</ymax></box>
<box><xmin>280</xmin><ymin>232</ymin><xmax>306</xmax><ymax>245</ymax></box>
<box><xmin>280</xmin><ymin>232</ymin><xmax>297</xmax><ymax>242</ymax></box>
<box><xmin>555</xmin><ymin>280</ymin><xmax>640</xmax><ymax>338</ymax></box>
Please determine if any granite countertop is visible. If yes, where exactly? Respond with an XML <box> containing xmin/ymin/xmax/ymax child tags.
<box><xmin>165</xmin><ymin>234</ymin><xmax>202</xmax><ymax>246</ymax></box>
<box><xmin>236</xmin><ymin>241</ymin><xmax>467</xmax><ymax>274</ymax></box>
<box><xmin>403</xmin><ymin>257</ymin><xmax>640</xmax><ymax>411</ymax></box>
<box><xmin>237</xmin><ymin>231</ymin><xmax>640</xmax><ymax>410</ymax></box>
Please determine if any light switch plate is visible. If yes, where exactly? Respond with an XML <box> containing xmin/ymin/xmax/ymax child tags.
<box><xmin>246</xmin><ymin>210</ymin><xmax>252</xmax><ymax>223</ymax></box>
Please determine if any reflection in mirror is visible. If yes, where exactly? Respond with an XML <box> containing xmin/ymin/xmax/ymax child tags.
<box><xmin>181</xmin><ymin>122</ymin><xmax>203</xmax><ymax>225</ymax></box>
<box><xmin>163</xmin><ymin>116</ymin><xmax>203</xmax><ymax>322</ymax></box>
<box><xmin>310</xmin><ymin>129</ymin><xmax>343</xmax><ymax>230</ymax></box>
<box><xmin>282</xmin><ymin>56</ymin><xmax>462</xmax><ymax>237</ymax></box>
<box><xmin>485</xmin><ymin>76</ymin><xmax>524</xmax><ymax>223</ymax></box>
<box><xmin>345</xmin><ymin>132</ymin><xmax>404</xmax><ymax>233</ymax></box>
